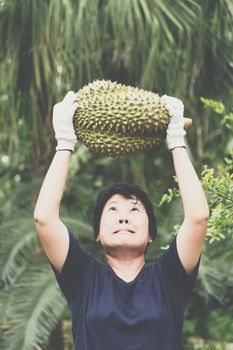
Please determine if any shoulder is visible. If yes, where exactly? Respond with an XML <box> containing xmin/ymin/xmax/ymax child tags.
<box><xmin>50</xmin><ymin>230</ymin><xmax>103</xmax><ymax>302</ymax></box>
<box><xmin>65</xmin><ymin>230</ymin><xmax>101</xmax><ymax>269</ymax></box>
<box><xmin>153</xmin><ymin>235</ymin><xmax>200</xmax><ymax>302</ymax></box>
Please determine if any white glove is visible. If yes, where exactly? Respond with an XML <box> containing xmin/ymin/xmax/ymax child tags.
<box><xmin>52</xmin><ymin>91</ymin><xmax>78</xmax><ymax>152</ymax></box>
<box><xmin>161</xmin><ymin>94</ymin><xmax>186</xmax><ymax>150</ymax></box>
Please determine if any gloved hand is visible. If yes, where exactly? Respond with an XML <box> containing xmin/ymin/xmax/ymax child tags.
<box><xmin>161</xmin><ymin>94</ymin><xmax>186</xmax><ymax>150</ymax></box>
<box><xmin>52</xmin><ymin>91</ymin><xmax>78</xmax><ymax>152</ymax></box>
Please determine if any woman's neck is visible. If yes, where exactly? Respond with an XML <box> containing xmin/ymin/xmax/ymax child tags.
<box><xmin>106</xmin><ymin>254</ymin><xmax>145</xmax><ymax>282</ymax></box>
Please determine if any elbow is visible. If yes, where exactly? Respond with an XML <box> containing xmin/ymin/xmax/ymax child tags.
<box><xmin>198</xmin><ymin>214</ymin><xmax>209</xmax><ymax>226</ymax></box>
<box><xmin>34</xmin><ymin>214</ymin><xmax>45</xmax><ymax>238</ymax></box>
<box><xmin>195</xmin><ymin>213</ymin><xmax>209</xmax><ymax>227</ymax></box>
<box><xmin>186</xmin><ymin>209</ymin><xmax>210</xmax><ymax>226</ymax></box>
<box><xmin>34</xmin><ymin>212</ymin><xmax>46</xmax><ymax>228</ymax></box>
<box><xmin>33</xmin><ymin>209</ymin><xmax>52</xmax><ymax>228</ymax></box>
<box><xmin>197</xmin><ymin>208</ymin><xmax>210</xmax><ymax>223</ymax></box>
<box><xmin>202</xmin><ymin>206</ymin><xmax>210</xmax><ymax>222</ymax></box>
<box><xmin>34</xmin><ymin>204</ymin><xmax>59</xmax><ymax>234</ymax></box>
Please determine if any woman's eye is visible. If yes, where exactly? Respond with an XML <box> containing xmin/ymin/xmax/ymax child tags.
<box><xmin>109</xmin><ymin>207</ymin><xmax>116</xmax><ymax>211</ymax></box>
<box><xmin>131</xmin><ymin>207</ymin><xmax>139</xmax><ymax>211</ymax></box>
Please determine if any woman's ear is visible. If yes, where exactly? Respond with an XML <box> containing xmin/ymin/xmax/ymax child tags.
<box><xmin>148</xmin><ymin>235</ymin><xmax>153</xmax><ymax>244</ymax></box>
<box><xmin>96</xmin><ymin>234</ymin><xmax>100</xmax><ymax>242</ymax></box>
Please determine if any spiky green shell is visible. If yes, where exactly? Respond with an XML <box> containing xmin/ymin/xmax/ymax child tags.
<box><xmin>74</xmin><ymin>80</ymin><xmax>169</xmax><ymax>157</ymax></box>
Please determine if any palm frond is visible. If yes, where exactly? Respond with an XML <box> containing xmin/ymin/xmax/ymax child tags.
<box><xmin>0</xmin><ymin>214</ymin><xmax>38</xmax><ymax>287</ymax></box>
<box><xmin>1</xmin><ymin>0</ymin><xmax>232</xmax><ymax>163</ymax></box>
<box><xmin>0</xmin><ymin>175</ymin><xmax>104</xmax><ymax>350</ymax></box>
<box><xmin>0</xmin><ymin>262</ymin><xmax>65</xmax><ymax>350</ymax></box>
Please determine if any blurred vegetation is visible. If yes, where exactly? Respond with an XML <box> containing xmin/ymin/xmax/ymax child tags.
<box><xmin>0</xmin><ymin>1</ymin><xmax>232</xmax><ymax>349</ymax></box>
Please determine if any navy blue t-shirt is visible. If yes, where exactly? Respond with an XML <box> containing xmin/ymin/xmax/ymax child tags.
<box><xmin>51</xmin><ymin>231</ymin><xmax>200</xmax><ymax>350</ymax></box>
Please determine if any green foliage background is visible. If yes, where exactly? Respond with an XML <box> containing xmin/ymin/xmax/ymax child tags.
<box><xmin>0</xmin><ymin>1</ymin><xmax>232</xmax><ymax>349</ymax></box>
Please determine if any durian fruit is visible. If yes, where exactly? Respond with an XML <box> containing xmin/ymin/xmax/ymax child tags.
<box><xmin>73</xmin><ymin>80</ymin><xmax>170</xmax><ymax>157</ymax></box>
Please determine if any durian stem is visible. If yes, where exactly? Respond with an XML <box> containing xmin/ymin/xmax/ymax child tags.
<box><xmin>184</xmin><ymin>118</ymin><xmax>192</xmax><ymax>128</ymax></box>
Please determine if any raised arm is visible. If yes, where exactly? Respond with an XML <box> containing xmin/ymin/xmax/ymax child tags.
<box><xmin>34</xmin><ymin>92</ymin><xmax>78</xmax><ymax>272</ymax></box>
<box><xmin>162</xmin><ymin>95</ymin><xmax>209</xmax><ymax>273</ymax></box>
<box><xmin>172</xmin><ymin>148</ymin><xmax>209</xmax><ymax>273</ymax></box>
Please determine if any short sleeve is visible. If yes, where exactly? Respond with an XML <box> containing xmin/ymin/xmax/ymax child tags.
<box><xmin>50</xmin><ymin>231</ymin><xmax>91</xmax><ymax>303</ymax></box>
<box><xmin>159</xmin><ymin>235</ymin><xmax>200</xmax><ymax>304</ymax></box>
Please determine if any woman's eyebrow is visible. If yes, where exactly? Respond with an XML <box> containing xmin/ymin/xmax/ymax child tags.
<box><xmin>106</xmin><ymin>200</ymin><xmax>143</xmax><ymax>207</ymax></box>
<box><xmin>106</xmin><ymin>201</ymin><xmax>117</xmax><ymax>206</ymax></box>
<box><xmin>130</xmin><ymin>201</ymin><xmax>143</xmax><ymax>207</ymax></box>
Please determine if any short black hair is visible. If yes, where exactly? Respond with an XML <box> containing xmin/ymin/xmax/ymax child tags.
<box><xmin>92</xmin><ymin>183</ymin><xmax>157</xmax><ymax>241</ymax></box>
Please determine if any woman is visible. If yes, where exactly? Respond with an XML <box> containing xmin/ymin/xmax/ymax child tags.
<box><xmin>34</xmin><ymin>91</ymin><xmax>209</xmax><ymax>350</ymax></box>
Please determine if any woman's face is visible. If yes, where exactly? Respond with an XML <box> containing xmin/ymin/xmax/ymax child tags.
<box><xmin>96</xmin><ymin>194</ymin><xmax>152</xmax><ymax>254</ymax></box>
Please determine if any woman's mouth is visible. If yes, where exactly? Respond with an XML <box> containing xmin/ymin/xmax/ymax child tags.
<box><xmin>113</xmin><ymin>228</ymin><xmax>135</xmax><ymax>234</ymax></box>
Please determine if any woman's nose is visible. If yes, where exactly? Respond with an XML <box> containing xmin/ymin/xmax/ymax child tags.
<box><xmin>119</xmin><ymin>218</ymin><xmax>129</xmax><ymax>224</ymax></box>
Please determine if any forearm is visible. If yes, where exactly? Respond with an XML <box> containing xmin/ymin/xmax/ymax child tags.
<box><xmin>34</xmin><ymin>151</ymin><xmax>72</xmax><ymax>223</ymax></box>
<box><xmin>172</xmin><ymin>147</ymin><xmax>209</xmax><ymax>222</ymax></box>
